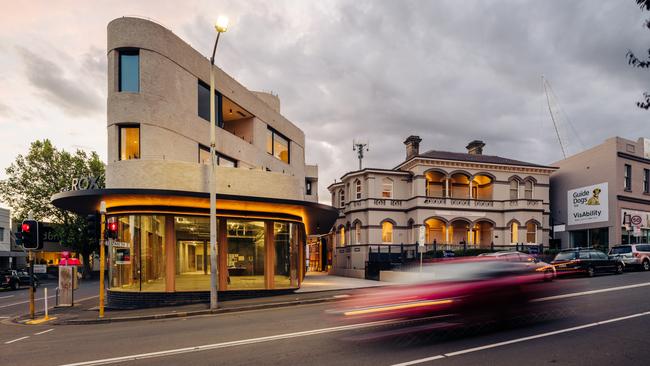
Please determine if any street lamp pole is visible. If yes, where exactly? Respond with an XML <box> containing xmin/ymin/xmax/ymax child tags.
<box><xmin>209</xmin><ymin>16</ymin><xmax>229</xmax><ymax>310</ymax></box>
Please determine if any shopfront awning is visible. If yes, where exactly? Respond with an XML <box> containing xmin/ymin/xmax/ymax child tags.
<box><xmin>52</xmin><ymin>188</ymin><xmax>338</xmax><ymax>235</ymax></box>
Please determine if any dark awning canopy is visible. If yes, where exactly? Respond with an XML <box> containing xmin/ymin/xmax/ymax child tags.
<box><xmin>52</xmin><ymin>188</ymin><xmax>338</xmax><ymax>235</ymax></box>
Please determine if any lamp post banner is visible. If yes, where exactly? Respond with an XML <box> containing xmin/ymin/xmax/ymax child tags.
<box><xmin>567</xmin><ymin>182</ymin><xmax>608</xmax><ymax>226</ymax></box>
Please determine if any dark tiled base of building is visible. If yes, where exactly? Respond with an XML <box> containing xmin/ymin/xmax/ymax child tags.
<box><xmin>106</xmin><ymin>289</ymin><xmax>296</xmax><ymax>309</ymax></box>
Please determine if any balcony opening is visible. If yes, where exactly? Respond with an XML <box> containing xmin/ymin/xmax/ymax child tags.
<box><xmin>425</xmin><ymin>171</ymin><xmax>447</xmax><ymax>197</ymax></box>
<box><xmin>471</xmin><ymin>174</ymin><xmax>493</xmax><ymax>200</ymax></box>
<box><xmin>449</xmin><ymin>173</ymin><xmax>470</xmax><ymax>199</ymax></box>
<box><xmin>425</xmin><ymin>218</ymin><xmax>447</xmax><ymax>244</ymax></box>
<box><xmin>222</xmin><ymin>96</ymin><xmax>254</xmax><ymax>144</ymax></box>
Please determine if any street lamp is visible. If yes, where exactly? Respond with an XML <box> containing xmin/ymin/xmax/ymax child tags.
<box><xmin>209</xmin><ymin>15</ymin><xmax>229</xmax><ymax>310</ymax></box>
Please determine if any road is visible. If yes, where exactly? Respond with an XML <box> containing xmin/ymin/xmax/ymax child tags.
<box><xmin>1</xmin><ymin>272</ymin><xmax>649</xmax><ymax>366</ymax></box>
<box><xmin>0</xmin><ymin>279</ymin><xmax>99</xmax><ymax>319</ymax></box>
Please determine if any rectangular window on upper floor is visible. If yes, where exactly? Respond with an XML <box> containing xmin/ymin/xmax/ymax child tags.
<box><xmin>624</xmin><ymin>164</ymin><xmax>632</xmax><ymax>191</ymax></box>
<box><xmin>118</xmin><ymin>50</ymin><xmax>139</xmax><ymax>92</ymax></box>
<box><xmin>306</xmin><ymin>179</ymin><xmax>313</xmax><ymax>195</ymax></box>
<box><xmin>197</xmin><ymin>81</ymin><xmax>213</xmax><ymax>122</ymax></box>
<box><xmin>266</xmin><ymin>127</ymin><xmax>290</xmax><ymax>164</ymax></box>
<box><xmin>198</xmin><ymin>144</ymin><xmax>237</xmax><ymax>167</ymax></box>
<box><xmin>119</xmin><ymin>125</ymin><xmax>140</xmax><ymax>160</ymax></box>
<box><xmin>644</xmin><ymin>169</ymin><xmax>649</xmax><ymax>193</ymax></box>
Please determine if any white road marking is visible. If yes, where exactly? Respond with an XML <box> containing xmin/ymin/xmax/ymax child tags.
<box><xmin>57</xmin><ymin>318</ymin><xmax>409</xmax><ymax>366</ymax></box>
<box><xmin>0</xmin><ymin>295</ymin><xmax>55</xmax><ymax>309</ymax></box>
<box><xmin>532</xmin><ymin>281</ymin><xmax>650</xmax><ymax>303</ymax></box>
<box><xmin>0</xmin><ymin>295</ymin><xmax>15</xmax><ymax>299</ymax></box>
<box><xmin>391</xmin><ymin>311</ymin><xmax>650</xmax><ymax>366</ymax></box>
<box><xmin>5</xmin><ymin>336</ymin><xmax>30</xmax><ymax>344</ymax></box>
<box><xmin>35</xmin><ymin>329</ymin><xmax>54</xmax><ymax>335</ymax></box>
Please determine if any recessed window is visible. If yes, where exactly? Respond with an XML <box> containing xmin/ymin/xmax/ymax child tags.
<box><xmin>198</xmin><ymin>144</ymin><xmax>237</xmax><ymax>167</ymax></box>
<box><xmin>339</xmin><ymin>189</ymin><xmax>345</xmax><ymax>208</ymax></box>
<box><xmin>624</xmin><ymin>164</ymin><xmax>632</xmax><ymax>191</ymax></box>
<box><xmin>526</xmin><ymin>222</ymin><xmax>537</xmax><ymax>243</ymax></box>
<box><xmin>381</xmin><ymin>178</ymin><xmax>393</xmax><ymax>198</ymax></box>
<box><xmin>266</xmin><ymin>128</ymin><xmax>290</xmax><ymax>164</ymax></box>
<box><xmin>118</xmin><ymin>50</ymin><xmax>139</xmax><ymax>92</ymax></box>
<box><xmin>355</xmin><ymin>179</ymin><xmax>362</xmax><ymax>200</ymax></box>
<box><xmin>644</xmin><ymin>169</ymin><xmax>649</xmax><ymax>193</ymax></box>
<box><xmin>119</xmin><ymin>126</ymin><xmax>140</xmax><ymax>160</ymax></box>
<box><xmin>339</xmin><ymin>226</ymin><xmax>345</xmax><ymax>246</ymax></box>
<box><xmin>510</xmin><ymin>222</ymin><xmax>519</xmax><ymax>243</ymax></box>
<box><xmin>509</xmin><ymin>179</ymin><xmax>519</xmax><ymax>200</ymax></box>
<box><xmin>355</xmin><ymin>222</ymin><xmax>361</xmax><ymax>244</ymax></box>
<box><xmin>524</xmin><ymin>180</ymin><xmax>534</xmax><ymax>199</ymax></box>
<box><xmin>306</xmin><ymin>179</ymin><xmax>313</xmax><ymax>195</ymax></box>
<box><xmin>197</xmin><ymin>80</ymin><xmax>223</xmax><ymax>124</ymax></box>
<box><xmin>381</xmin><ymin>221</ymin><xmax>393</xmax><ymax>244</ymax></box>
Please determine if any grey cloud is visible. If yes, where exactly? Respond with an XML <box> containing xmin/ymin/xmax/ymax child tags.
<box><xmin>17</xmin><ymin>46</ymin><xmax>104</xmax><ymax>117</ymax></box>
<box><xmin>178</xmin><ymin>0</ymin><xmax>650</xmax><ymax>202</ymax></box>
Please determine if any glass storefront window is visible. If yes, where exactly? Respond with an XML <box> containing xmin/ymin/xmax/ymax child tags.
<box><xmin>227</xmin><ymin>220</ymin><xmax>266</xmax><ymax>289</ymax></box>
<box><xmin>274</xmin><ymin>222</ymin><xmax>299</xmax><ymax>288</ymax></box>
<box><xmin>174</xmin><ymin>216</ymin><xmax>211</xmax><ymax>291</ymax></box>
<box><xmin>110</xmin><ymin>215</ymin><xmax>165</xmax><ymax>292</ymax></box>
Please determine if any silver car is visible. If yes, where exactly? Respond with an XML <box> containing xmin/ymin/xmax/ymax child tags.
<box><xmin>609</xmin><ymin>244</ymin><xmax>650</xmax><ymax>271</ymax></box>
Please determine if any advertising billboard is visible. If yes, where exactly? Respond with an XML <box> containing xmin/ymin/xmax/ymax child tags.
<box><xmin>567</xmin><ymin>182</ymin><xmax>609</xmax><ymax>226</ymax></box>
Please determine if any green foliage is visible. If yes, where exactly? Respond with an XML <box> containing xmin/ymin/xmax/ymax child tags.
<box><xmin>627</xmin><ymin>0</ymin><xmax>650</xmax><ymax>109</ymax></box>
<box><xmin>0</xmin><ymin>139</ymin><xmax>105</xmax><ymax>276</ymax></box>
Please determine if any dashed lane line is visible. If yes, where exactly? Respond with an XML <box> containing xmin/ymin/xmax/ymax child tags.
<box><xmin>5</xmin><ymin>336</ymin><xmax>30</xmax><ymax>344</ymax></box>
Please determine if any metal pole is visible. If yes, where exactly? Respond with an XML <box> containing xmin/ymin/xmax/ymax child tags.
<box><xmin>209</xmin><ymin>32</ymin><xmax>221</xmax><ymax>310</ymax></box>
<box><xmin>29</xmin><ymin>251</ymin><xmax>34</xmax><ymax>319</ymax></box>
<box><xmin>44</xmin><ymin>287</ymin><xmax>49</xmax><ymax>320</ymax></box>
<box><xmin>99</xmin><ymin>203</ymin><xmax>106</xmax><ymax>318</ymax></box>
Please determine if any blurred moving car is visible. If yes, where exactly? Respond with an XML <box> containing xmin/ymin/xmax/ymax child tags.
<box><xmin>331</xmin><ymin>259</ymin><xmax>552</xmax><ymax>328</ymax></box>
<box><xmin>551</xmin><ymin>248</ymin><xmax>624</xmax><ymax>277</ymax></box>
<box><xmin>0</xmin><ymin>270</ymin><xmax>40</xmax><ymax>291</ymax></box>
<box><xmin>477</xmin><ymin>251</ymin><xmax>556</xmax><ymax>281</ymax></box>
<box><xmin>608</xmin><ymin>244</ymin><xmax>650</xmax><ymax>271</ymax></box>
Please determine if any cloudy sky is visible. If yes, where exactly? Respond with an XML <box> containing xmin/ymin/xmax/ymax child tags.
<box><xmin>1</xmin><ymin>0</ymin><xmax>649</xmax><ymax>207</ymax></box>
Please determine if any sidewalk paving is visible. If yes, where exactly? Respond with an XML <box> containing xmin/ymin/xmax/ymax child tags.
<box><xmin>13</xmin><ymin>272</ymin><xmax>390</xmax><ymax>325</ymax></box>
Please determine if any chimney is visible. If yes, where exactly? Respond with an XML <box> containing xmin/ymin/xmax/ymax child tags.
<box><xmin>466</xmin><ymin>140</ymin><xmax>485</xmax><ymax>155</ymax></box>
<box><xmin>404</xmin><ymin>135</ymin><xmax>422</xmax><ymax>159</ymax></box>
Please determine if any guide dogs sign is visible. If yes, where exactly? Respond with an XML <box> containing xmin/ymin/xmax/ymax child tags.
<box><xmin>568</xmin><ymin>182</ymin><xmax>608</xmax><ymax>226</ymax></box>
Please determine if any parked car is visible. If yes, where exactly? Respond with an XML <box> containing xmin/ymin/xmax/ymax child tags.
<box><xmin>0</xmin><ymin>270</ymin><xmax>40</xmax><ymax>290</ymax></box>
<box><xmin>478</xmin><ymin>251</ymin><xmax>556</xmax><ymax>281</ymax></box>
<box><xmin>551</xmin><ymin>248</ymin><xmax>624</xmax><ymax>277</ymax></box>
<box><xmin>608</xmin><ymin>244</ymin><xmax>650</xmax><ymax>271</ymax></box>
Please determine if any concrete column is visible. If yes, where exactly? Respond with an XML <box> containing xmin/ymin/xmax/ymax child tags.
<box><xmin>445</xmin><ymin>180</ymin><xmax>450</xmax><ymax>198</ymax></box>
<box><xmin>469</xmin><ymin>181</ymin><xmax>473</xmax><ymax>199</ymax></box>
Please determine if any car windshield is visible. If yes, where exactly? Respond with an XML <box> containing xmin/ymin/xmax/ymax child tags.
<box><xmin>554</xmin><ymin>251</ymin><xmax>577</xmax><ymax>261</ymax></box>
<box><xmin>609</xmin><ymin>246</ymin><xmax>632</xmax><ymax>254</ymax></box>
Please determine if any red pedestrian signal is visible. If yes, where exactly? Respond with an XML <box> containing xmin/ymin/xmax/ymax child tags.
<box><xmin>106</xmin><ymin>218</ymin><xmax>118</xmax><ymax>239</ymax></box>
<box><xmin>21</xmin><ymin>220</ymin><xmax>42</xmax><ymax>250</ymax></box>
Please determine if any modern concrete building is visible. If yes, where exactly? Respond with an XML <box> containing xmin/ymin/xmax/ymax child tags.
<box><xmin>52</xmin><ymin>17</ymin><xmax>336</xmax><ymax>307</ymax></box>
<box><xmin>550</xmin><ymin>136</ymin><xmax>650</xmax><ymax>250</ymax></box>
<box><xmin>327</xmin><ymin>136</ymin><xmax>556</xmax><ymax>277</ymax></box>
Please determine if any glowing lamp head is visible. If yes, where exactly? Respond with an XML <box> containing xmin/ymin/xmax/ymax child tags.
<box><xmin>215</xmin><ymin>16</ymin><xmax>229</xmax><ymax>33</ymax></box>
<box><xmin>22</xmin><ymin>223</ymin><xmax>30</xmax><ymax>233</ymax></box>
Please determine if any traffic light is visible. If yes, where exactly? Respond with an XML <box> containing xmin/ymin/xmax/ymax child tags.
<box><xmin>21</xmin><ymin>220</ymin><xmax>42</xmax><ymax>250</ymax></box>
<box><xmin>86</xmin><ymin>214</ymin><xmax>100</xmax><ymax>242</ymax></box>
<box><xmin>106</xmin><ymin>217</ymin><xmax>118</xmax><ymax>240</ymax></box>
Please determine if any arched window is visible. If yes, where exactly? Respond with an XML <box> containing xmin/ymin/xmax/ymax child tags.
<box><xmin>355</xmin><ymin>221</ymin><xmax>361</xmax><ymax>244</ymax></box>
<box><xmin>524</xmin><ymin>180</ymin><xmax>534</xmax><ymax>199</ymax></box>
<box><xmin>381</xmin><ymin>221</ymin><xmax>393</xmax><ymax>243</ymax></box>
<box><xmin>339</xmin><ymin>226</ymin><xmax>346</xmax><ymax>246</ymax></box>
<box><xmin>526</xmin><ymin>222</ymin><xmax>537</xmax><ymax>243</ymax></box>
<box><xmin>339</xmin><ymin>189</ymin><xmax>345</xmax><ymax>208</ymax></box>
<box><xmin>355</xmin><ymin>179</ymin><xmax>362</xmax><ymax>200</ymax></box>
<box><xmin>510</xmin><ymin>222</ymin><xmax>519</xmax><ymax>243</ymax></box>
<box><xmin>382</xmin><ymin>178</ymin><xmax>393</xmax><ymax>198</ymax></box>
<box><xmin>509</xmin><ymin>179</ymin><xmax>519</xmax><ymax>200</ymax></box>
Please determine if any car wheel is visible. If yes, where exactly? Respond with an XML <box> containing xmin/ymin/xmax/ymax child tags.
<box><xmin>11</xmin><ymin>281</ymin><xmax>19</xmax><ymax>291</ymax></box>
<box><xmin>543</xmin><ymin>269</ymin><xmax>554</xmax><ymax>282</ymax></box>
<box><xmin>642</xmin><ymin>260</ymin><xmax>650</xmax><ymax>272</ymax></box>
<box><xmin>615</xmin><ymin>263</ymin><xmax>624</xmax><ymax>274</ymax></box>
<box><xmin>587</xmin><ymin>267</ymin><xmax>595</xmax><ymax>277</ymax></box>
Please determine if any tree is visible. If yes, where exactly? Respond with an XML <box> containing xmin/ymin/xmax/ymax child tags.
<box><xmin>627</xmin><ymin>0</ymin><xmax>650</xmax><ymax>109</ymax></box>
<box><xmin>0</xmin><ymin>140</ymin><xmax>105</xmax><ymax>277</ymax></box>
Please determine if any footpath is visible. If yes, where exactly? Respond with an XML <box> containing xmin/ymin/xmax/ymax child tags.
<box><xmin>13</xmin><ymin>272</ymin><xmax>387</xmax><ymax>325</ymax></box>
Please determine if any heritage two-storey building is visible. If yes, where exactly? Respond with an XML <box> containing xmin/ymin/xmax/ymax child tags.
<box><xmin>328</xmin><ymin>136</ymin><xmax>557</xmax><ymax>272</ymax></box>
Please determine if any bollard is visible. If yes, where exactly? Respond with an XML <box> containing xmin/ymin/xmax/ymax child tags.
<box><xmin>44</xmin><ymin>287</ymin><xmax>49</xmax><ymax>320</ymax></box>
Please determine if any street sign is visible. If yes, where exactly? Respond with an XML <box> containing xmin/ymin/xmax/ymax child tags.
<box><xmin>33</xmin><ymin>264</ymin><xmax>47</xmax><ymax>274</ymax></box>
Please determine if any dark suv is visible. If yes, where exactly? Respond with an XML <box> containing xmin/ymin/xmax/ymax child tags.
<box><xmin>551</xmin><ymin>248</ymin><xmax>624</xmax><ymax>277</ymax></box>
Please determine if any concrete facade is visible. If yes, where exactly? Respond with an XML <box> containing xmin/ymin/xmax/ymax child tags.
<box><xmin>328</xmin><ymin>137</ymin><xmax>556</xmax><ymax>252</ymax></box>
<box><xmin>550</xmin><ymin>136</ymin><xmax>650</xmax><ymax>250</ymax></box>
<box><xmin>106</xmin><ymin>17</ymin><xmax>318</xmax><ymax>202</ymax></box>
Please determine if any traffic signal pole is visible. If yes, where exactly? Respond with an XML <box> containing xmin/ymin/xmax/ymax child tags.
<box><xmin>99</xmin><ymin>203</ymin><xmax>106</xmax><ymax>318</ymax></box>
<box><xmin>28</xmin><ymin>251</ymin><xmax>34</xmax><ymax>319</ymax></box>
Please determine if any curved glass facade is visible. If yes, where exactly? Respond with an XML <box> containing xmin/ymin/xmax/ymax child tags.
<box><xmin>109</xmin><ymin>214</ymin><xmax>304</xmax><ymax>292</ymax></box>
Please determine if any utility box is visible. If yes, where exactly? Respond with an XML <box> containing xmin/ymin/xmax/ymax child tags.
<box><xmin>58</xmin><ymin>266</ymin><xmax>74</xmax><ymax>307</ymax></box>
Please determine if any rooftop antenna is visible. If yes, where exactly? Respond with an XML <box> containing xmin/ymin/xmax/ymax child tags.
<box><xmin>352</xmin><ymin>139</ymin><xmax>369</xmax><ymax>170</ymax></box>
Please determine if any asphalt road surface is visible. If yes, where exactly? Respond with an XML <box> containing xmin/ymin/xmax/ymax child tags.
<box><xmin>0</xmin><ymin>279</ymin><xmax>99</xmax><ymax>318</ymax></box>
<box><xmin>1</xmin><ymin>272</ymin><xmax>650</xmax><ymax>366</ymax></box>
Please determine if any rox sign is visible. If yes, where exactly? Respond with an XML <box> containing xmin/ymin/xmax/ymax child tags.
<box><xmin>71</xmin><ymin>176</ymin><xmax>103</xmax><ymax>191</ymax></box>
